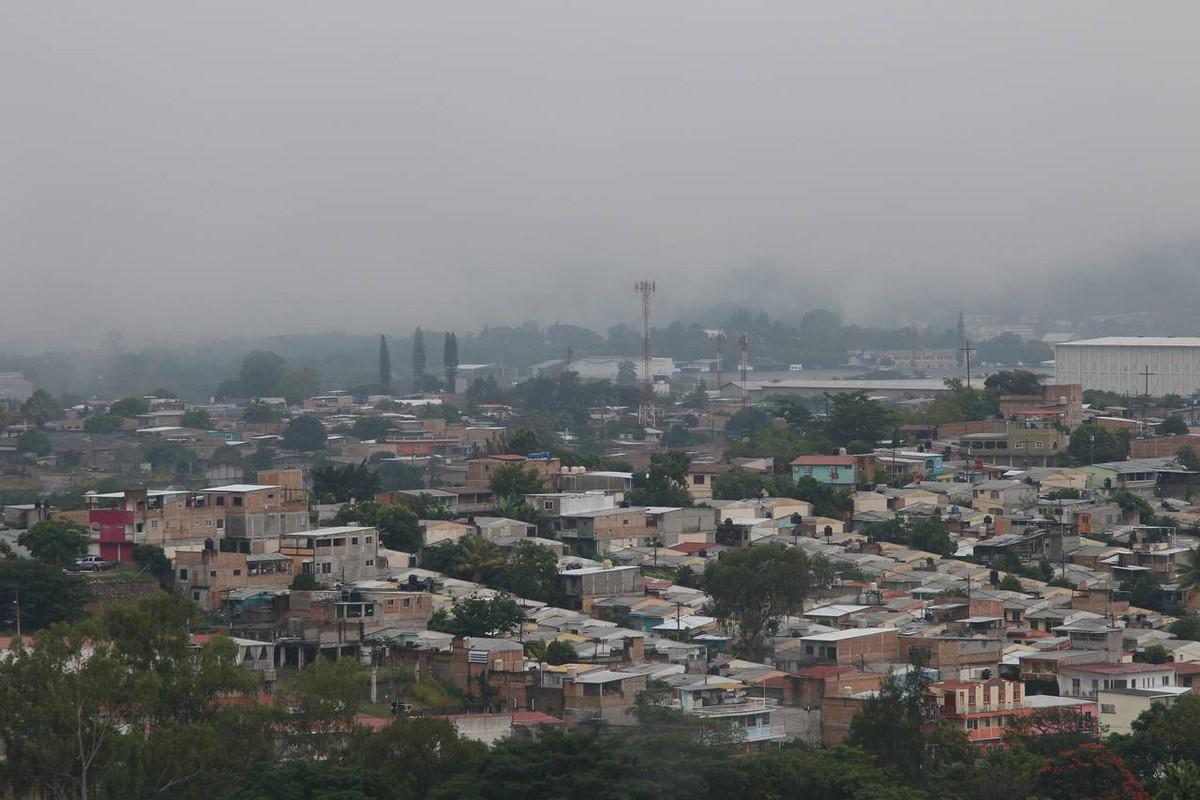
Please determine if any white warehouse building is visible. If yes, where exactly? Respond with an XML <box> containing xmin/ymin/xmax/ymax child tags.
<box><xmin>1055</xmin><ymin>337</ymin><xmax>1200</xmax><ymax>397</ymax></box>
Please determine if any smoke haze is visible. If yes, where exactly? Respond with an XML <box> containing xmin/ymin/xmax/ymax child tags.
<box><xmin>4</xmin><ymin>2</ymin><xmax>1200</xmax><ymax>350</ymax></box>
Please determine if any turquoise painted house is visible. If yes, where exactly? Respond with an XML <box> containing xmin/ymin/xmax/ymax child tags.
<box><xmin>791</xmin><ymin>455</ymin><xmax>858</xmax><ymax>486</ymax></box>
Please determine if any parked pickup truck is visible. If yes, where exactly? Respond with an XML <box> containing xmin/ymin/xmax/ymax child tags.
<box><xmin>69</xmin><ymin>555</ymin><xmax>116</xmax><ymax>572</ymax></box>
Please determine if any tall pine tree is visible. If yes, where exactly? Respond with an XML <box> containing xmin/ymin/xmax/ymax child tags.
<box><xmin>412</xmin><ymin>327</ymin><xmax>427</xmax><ymax>390</ymax></box>
<box><xmin>444</xmin><ymin>332</ymin><xmax>459</xmax><ymax>389</ymax></box>
<box><xmin>378</xmin><ymin>334</ymin><xmax>392</xmax><ymax>392</ymax></box>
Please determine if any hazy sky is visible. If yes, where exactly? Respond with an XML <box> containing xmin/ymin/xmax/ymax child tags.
<box><xmin>4</xmin><ymin>2</ymin><xmax>1200</xmax><ymax>350</ymax></box>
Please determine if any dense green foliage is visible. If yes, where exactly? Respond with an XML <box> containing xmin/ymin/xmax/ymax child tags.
<box><xmin>282</xmin><ymin>414</ymin><xmax>327</xmax><ymax>451</ymax></box>
<box><xmin>18</xmin><ymin>518</ymin><xmax>89</xmax><ymax>567</ymax></box>
<box><xmin>704</xmin><ymin>543</ymin><xmax>812</xmax><ymax>659</ymax></box>
<box><xmin>0</xmin><ymin>559</ymin><xmax>93</xmax><ymax>631</ymax></box>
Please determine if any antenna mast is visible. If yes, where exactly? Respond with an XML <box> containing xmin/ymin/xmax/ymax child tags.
<box><xmin>635</xmin><ymin>280</ymin><xmax>656</xmax><ymax>425</ymax></box>
<box><xmin>738</xmin><ymin>334</ymin><xmax>750</xmax><ymax>408</ymax></box>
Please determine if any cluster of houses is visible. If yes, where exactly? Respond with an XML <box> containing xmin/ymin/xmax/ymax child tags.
<box><xmin>6</xmin><ymin>367</ymin><xmax>1200</xmax><ymax>749</ymax></box>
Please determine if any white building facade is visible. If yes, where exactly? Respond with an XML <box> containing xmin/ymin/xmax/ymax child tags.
<box><xmin>1055</xmin><ymin>337</ymin><xmax>1200</xmax><ymax>397</ymax></box>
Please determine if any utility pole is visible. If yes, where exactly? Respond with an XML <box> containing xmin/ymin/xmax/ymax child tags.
<box><xmin>1138</xmin><ymin>364</ymin><xmax>1154</xmax><ymax>418</ymax></box>
<box><xmin>635</xmin><ymin>281</ymin><xmax>656</xmax><ymax>426</ymax></box>
<box><xmin>960</xmin><ymin>340</ymin><xmax>976</xmax><ymax>389</ymax></box>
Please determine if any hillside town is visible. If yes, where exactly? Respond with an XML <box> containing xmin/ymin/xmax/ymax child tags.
<box><xmin>6</xmin><ymin>325</ymin><xmax>1200</xmax><ymax>798</ymax></box>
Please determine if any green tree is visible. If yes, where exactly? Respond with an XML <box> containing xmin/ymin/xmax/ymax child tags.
<box><xmin>488</xmin><ymin>464</ymin><xmax>546</xmax><ymax>500</ymax></box>
<box><xmin>444</xmin><ymin>332</ymin><xmax>459</xmax><ymax>389</ymax></box>
<box><xmin>846</xmin><ymin>665</ymin><xmax>938</xmax><ymax>782</ymax></box>
<box><xmin>180</xmin><ymin>409</ymin><xmax>213</xmax><ymax>429</ymax></box>
<box><xmin>282</xmin><ymin>414</ymin><xmax>326</xmax><ymax>451</ymax></box>
<box><xmin>1069</xmin><ymin>423</ymin><xmax>1128</xmax><ymax>465</ymax></box>
<box><xmin>291</xmin><ymin>572</ymin><xmax>319</xmax><ymax>590</ymax></box>
<box><xmin>998</xmin><ymin>574</ymin><xmax>1024</xmax><ymax>592</ymax></box>
<box><xmin>18</xmin><ymin>518</ymin><xmax>89</xmax><ymax>567</ymax></box>
<box><xmin>724</xmin><ymin>406</ymin><xmax>771</xmax><ymax>439</ymax></box>
<box><xmin>1178</xmin><ymin>447</ymin><xmax>1200</xmax><ymax>473</ymax></box>
<box><xmin>983</xmin><ymin>369</ymin><xmax>1043</xmax><ymax>396</ymax></box>
<box><xmin>83</xmin><ymin>414</ymin><xmax>122</xmax><ymax>433</ymax></box>
<box><xmin>682</xmin><ymin>379</ymin><xmax>708</xmax><ymax>409</ymax></box>
<box><xmin>336</xmin><ymin>501</ymin><xmax>421</xmax><ymax>551</ymax></box>
<box><xmin>542</xmin><ymin>639</ymin><xmax>576</xmax><ymax>666</ymax></box>
<box><xmin>243</xmin><ymin>401</ymin><xmax>283</xmax><ymax>423</ymax></box>
<box><xmin>16</xmin><ymin>429</ymin><xmax>51</xmax><ymax>456</ymax></box>
<box><xmin>497</xmin><ymin>541</ymin><xmax>560</xmax><ymax>603</ymax></box>
<box><xmin>1162</xmin><ymin>416</ymin><xmax>1190</xmax><ymax>436</ymax></box>
<box><xmin>505</xmin><ymin>428</ymin><xmax>540</xmax><ymax>455</ymax></box>
<box><xmin>238</xmin><ymin>350</ymin><xmax>287</xmax><ymax>397</ymax></box>
<box><xmin>345</xmin><ymin>716</ymin><xmax>485</xmax><ymax>799</ymax></box>
<box><xmin>278</xmin><ymin>657</ymin><xmax>367</xmax><ymax>759</ymax></box>
<box><xmin>1168</xmin><ymin>615</ymin><xmax>1200</xmax><ymax>641</ymax></box>
<box><xmin>1122</xmin><ymin>573</ymin><xmax>1167</xmax><ymax>612</ymax></box>
<box><xmin>429</xmin><ymin>593</ymin><xmax>526</xmax><ymax>637</ymax></box>
<box><xmin>21</xmin><ymin>389</ymin><xmax>62</xmax><ymax>426</ymax></box>
<box><xmin>412</xmin><ymin>327</ymin><xmax>427</xmax><ymax>388</ymax></box>
<box><xmin>628</xmin><ymin>450</ymin><xmax>692</xmax><ymax>507</ymax></box>
<box><xmin>826</xmin><ymin>391</ymin><xmax>893</xmax><ymax>449</ymax></box>
<box><xmin>352</xmin><ymin>416</ymin><xmax>393</xmax><ymax>440</ymax></box>
<box><xmin>379</xmin><ymin>334</ymin><xmax>392</xmax><ymax>391</ymax></box>
<box><xmin>712</xmin><ymin>467</ymin><xmax>768</xmax><ymax>500</ymax></box>
<box><xmin>133</xmin><ymin>544</ymin><xmax>174</xmax><ymax>588</ymax></box>
<box><xmin>616</xmin><ymin>359</ymin><xmax>638</xmax><ymax>387</ymax></box>
<box><xmin>704</xmin><ymin>543</ymin><xmax>812</xmax><ymax>658</ymax></box>
<box><xmin>313</xmin><ymin>464</ymin><xmax>381</xmax><ymax>503</ymax></box>
<box><xmin>1140</xmin><ymin>644</ymin><xmax>1171</xmax><ymax>664</ymax></box>
<box><xmin>0</xmin><ymin>560</ymin><xmax>92</xmax><ymax>631</ymax></box>
<box><xmin>109</xmin><ymin>396</ymin><xmax>149</xmax><ymax>418</ymax></box>
<box><xmin>1156</xmin><ymin>760</ymin><xmax>1200</xmax><ymax>800</ymax></box>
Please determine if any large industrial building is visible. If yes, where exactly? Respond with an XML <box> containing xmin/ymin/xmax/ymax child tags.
<box><xmin>1055</xmin><ymin>337</ymin><xmax>1200</xmax><ymax>397</ymax></box>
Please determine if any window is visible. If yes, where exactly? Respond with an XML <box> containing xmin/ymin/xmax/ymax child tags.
<box><xmin>151</xmin><ymin>520</ymin><xmax>158</xmax><ymax>529</ymax></box>
<box><xmin>351</xmin><ymin>537</ymin><xmax>359</xmax><ymax>545</ymax></box>
<box><xmin>1014</xmin><ymin>441</ymin><xmax>1024</xmax><ymax>449</ymax></box>
<box><xmin>387</xmin><ymin>599</ymin><xmax>395</xmax><ymax>607</ymax></box>
<box><xmin>365</xmin><ymin>536</ymin><xmax>373</xmax><ymax>544</ymax></box>
<box><xmin>365</xmin><ymin>559</ymin><xmax>374</xmax><ymax>567</ymax></box>
<box><xmin>216</xmin><ymin>496</ymin><xmax>225</xmax><ymax>506</ymax></box>
<box><xmin>1072</xmin><ymin>678</ymin><xmax>1081</xmax><ymax>694</ymax></box>
<box><xmin>192</xmin><ymin>591</ymin><xmax>201</xmax><ymax>601</ymax></box>
<box><xmin>209</xmin><ymin>570</ymin><xmax>217</xmax><ymax>577</ymax></box>
<box><xmin>232</xmin><ymin>569</ymin><xmax>241</xmax><ymax>576</ymax></box>
<box><xmin>216</xmin><ymin>519</ymin><xmax>225</xmax><ymax>530</ymax></box>
<box><xmin>179</xmin><ymin>568</ymin><xmax>189</xmax><ymax>580</ymax></box>
<box><xmin>320</xmin><ymin>563</ymin><xmax>332</xmax><ymax>574</ymax></box>
<box><xmin>1163</xmin><ymin>676</ymin><xmax>1170</xmax><ymax>686</ymax></box>
<box><xmin>232</xmin><ymin>496</ymin><xmax>244</xmax><ymax>507</ymax></box>
<box><xmin>693</xmin><ymin>474</ymin><xmax>705</xmax><ymax>484</ymax></box>
<box><xmin>403</xmin><ymin>598</ymin><xmax>412</xmax><ymax>608</ymax></box>
<box><xmin>1101</xmin><ymin>704</ymin><xmax>1116</xmax><ymax>714</ymax></box>
<box><xmin>333</xmin><ymin>538</ymin><xmax>346</xmax><ymax>547</ymax></box>
<box><xmin>1035</xmin><ymin>441</ymin><xmax>1044</xmax><ymax>449</ymax></box>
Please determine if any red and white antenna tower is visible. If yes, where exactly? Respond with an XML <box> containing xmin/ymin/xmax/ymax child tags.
<box><xmin>634</xmin><ymin>280</ymin><xmax>656</xmax><ymax>425</ymax></box>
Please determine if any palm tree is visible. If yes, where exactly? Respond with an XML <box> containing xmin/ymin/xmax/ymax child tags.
<box><xmin>453</xmin><ymin>534</ymin><xmax>505</xmax><ymax>584</ymax></box>
<box><xmin>1158</xmin><ymin>760</ymin><xmax>1200</xmax><ymax>800</ymax></box>
<box><xmin>1177</xmin><ymin>546</ymin><xmax>1200</xmax><ymax>610</ymax></box>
